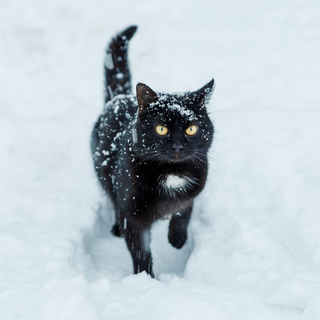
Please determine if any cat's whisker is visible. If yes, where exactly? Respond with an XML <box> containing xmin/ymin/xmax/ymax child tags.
<box><xmin>204</xmin><ymin>152</ymin><xmax>233</xmax><ymax>177</ymax></box>
<box><xmin>193</xmin><ymin>149</ymin><xmax>231</xmax><ymax>175</ymax></box>
<box><xmin>192</xmin><ymin>159</ymin><xmax>207</xmax><ymax>177</ymax></box>
<box><xmin>211</xmin><ymin>156</ymin><xmax>233</xmax><ymax>176</ymax></box>
<box><xmin>194</xmin><ymin>154</ymin><xmax>225</xmax><ymax>181</ymax></box>
<box><xmin>130</xmin><ymin>152</ymin><xmax>161</xmax><ymax>172</ymax></box>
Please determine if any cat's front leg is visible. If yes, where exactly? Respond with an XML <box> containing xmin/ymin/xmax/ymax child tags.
<box><xmin>124</xmin><ymin>221</ymin><xmax>154</xmax><ymax>277</ymax></box>
<box><xmin>168</xmin><ymin>203</ymin><xmax>193</xmax><ymax>249</ymax></box>
<box><xmin>111</xmin><ymin>222</ymin><xmax>122</xmax><ymax>237</ymax></box>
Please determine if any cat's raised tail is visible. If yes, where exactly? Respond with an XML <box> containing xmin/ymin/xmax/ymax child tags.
<box><xmin>104</xmin><ymin>26</ymin><xmax>138</xmax><ymax>103</ymax></box>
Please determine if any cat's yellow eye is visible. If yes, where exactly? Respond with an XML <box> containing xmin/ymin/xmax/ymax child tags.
<box><xmin>185</xmin><ymin>125</ymin><xmax>198</xmax><ymax>136</ymax></box>
<box><xmin>156</xmin><ymin>125</ymin><xmax>168</xmax><ymax>136</ymax></box>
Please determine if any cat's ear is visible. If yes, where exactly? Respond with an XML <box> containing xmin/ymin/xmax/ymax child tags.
<box><xmin>136</xmin><ymin>83</ymin><xmax>158</xmax><ymax>113</ymax></box>
<box><xmin>194</xmin><ymin>79</ymin><xmax>215</xmax><ymax>108</ymax></box>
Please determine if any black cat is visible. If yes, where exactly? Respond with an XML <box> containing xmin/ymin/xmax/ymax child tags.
<box><xmin>91</xmin><ymin>26</ymin><xmax>214</xmax><ymax>277</ymax></box>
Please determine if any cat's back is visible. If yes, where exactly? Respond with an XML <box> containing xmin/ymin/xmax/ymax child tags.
<box><xmin>102</xmin><ymin>94</ymin><xmax>137</xmax><ymax>132</ymax></box>
<box><xmin>91</xmin><ymin>94</ymin><xmax>137</xmax><ymax>166</ymax></box>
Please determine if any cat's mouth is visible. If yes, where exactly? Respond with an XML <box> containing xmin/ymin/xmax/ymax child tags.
<box><xmin>167</xmin><ymin>153</ymin><xmax>189</xmax><ymax>163</ymax></box>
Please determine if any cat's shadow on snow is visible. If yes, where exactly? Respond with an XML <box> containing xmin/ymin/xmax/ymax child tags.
<box><xmin>83</xmin><ymin>200</ymin><xmax>193</xmax><ymax>282</ymax></box>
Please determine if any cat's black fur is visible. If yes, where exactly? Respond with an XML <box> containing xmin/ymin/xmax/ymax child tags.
<box><xmin>91</xmin><ymin>26</ymin><xmax>214</xmax><ymax>277</ymax></box>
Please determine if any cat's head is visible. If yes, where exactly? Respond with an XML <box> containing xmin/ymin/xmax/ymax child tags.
<box><xmin>133</xmin><ymin>80</ymin><xmax>215</xmax><ymax>164</ymax></box>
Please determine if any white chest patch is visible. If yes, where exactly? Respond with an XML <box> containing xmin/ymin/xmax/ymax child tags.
<box><xmin>158</xmin><ymin>174</ymin><xmax>198</xmax><ymax>198</ymax></box>
<box><xmin>165</xmin><ymin>174</ymin><xmax>187</xmax><ymax>189</ymax></box>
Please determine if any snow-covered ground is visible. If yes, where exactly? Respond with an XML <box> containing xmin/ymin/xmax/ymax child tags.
<box><xmin>1</xmin><ymin>0</ymin><xmax>320</xmax><ymax>318</ymax></box>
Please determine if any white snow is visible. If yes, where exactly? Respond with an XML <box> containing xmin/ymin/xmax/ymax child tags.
<box><xmin>105</xmin><ymin>52</ymin><xmax>114</xmax><ymax>70</ymax></box>
<box><xmin>1</xmin><ymin>0</ymin><xmax>320</xmax><ymax>319</ymax></box>
<box><xmin>168</xmin><ymin>104</ymin><xmax>197</xmax><ymax>120</ymax></box>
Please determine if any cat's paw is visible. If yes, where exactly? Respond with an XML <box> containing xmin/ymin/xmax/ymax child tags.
<box><xmin>169</xmin><ymin>231</ymin><xmax>187</xmax><ymax>249</ymax></box>
<box><xmin>111</xmin><ymin>223</ymin><xmax>122</xmax><ymax>237</ymax></box>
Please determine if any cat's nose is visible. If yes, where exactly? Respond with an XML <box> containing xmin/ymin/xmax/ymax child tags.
<box><xmin>172</xmin><ymin>141</ymin><xmax>183</xmax><ymax>153</ymax></box>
